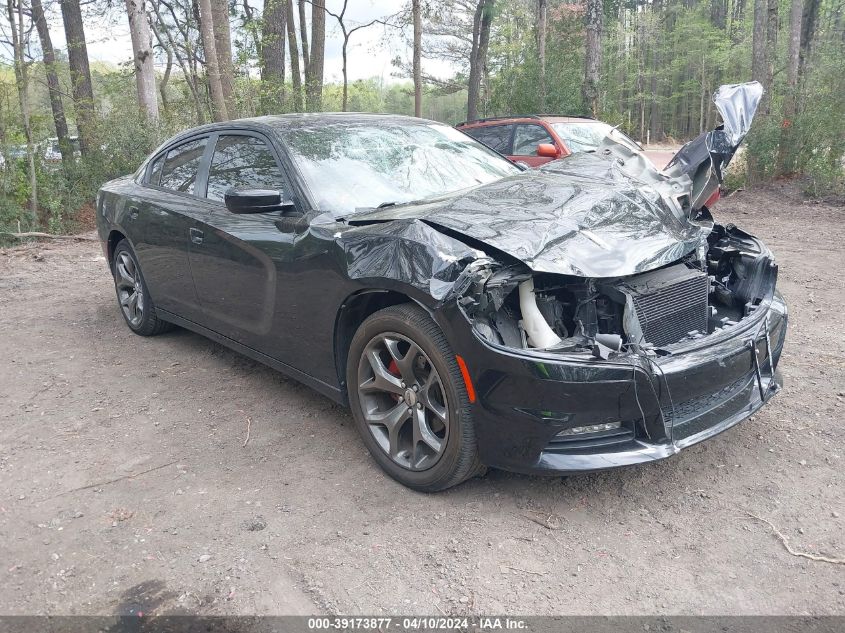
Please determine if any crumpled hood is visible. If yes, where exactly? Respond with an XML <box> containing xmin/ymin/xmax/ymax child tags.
<box><xmin>350</xmin><ymin>81</ymin><xmax>763</xmax><ymax>279</ymax></box>
<box><xmin>349</xmin><ymin>154</ymin><xmax>711</xmax><ymax>278</ymax></box>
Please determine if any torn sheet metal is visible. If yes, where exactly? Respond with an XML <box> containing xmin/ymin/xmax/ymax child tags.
<box><xmin>349</xmin><ymin>82</ymin><xmax>763</xmax><ymax>280</ymax></box>
<box><xmin>664</xmin><ymin>81</ymin><xmax>763</xmax><ymax>208</ymax></box>
<box><xmin>714</xmin><ymin>81</ymin><xmax>764</xmax><ymax>146</ymax></box>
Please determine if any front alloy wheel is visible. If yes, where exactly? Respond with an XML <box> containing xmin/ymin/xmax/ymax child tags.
<box><xmin>347</xmin><ymin>304</ymin><xmax>484</xmax><ymax>491</ymax></box>
<box><xmin>358</xmin><ymin>332</ymin><xmax>449</xmax><ymax>471</ymax></box>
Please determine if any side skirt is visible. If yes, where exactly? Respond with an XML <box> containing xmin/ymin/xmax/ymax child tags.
<box><xmin>156</xmin><ymin>308</ymin><xmax>347</xmax><ymax>406</ymax></box>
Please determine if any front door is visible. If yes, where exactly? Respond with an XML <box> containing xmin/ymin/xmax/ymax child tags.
<box><xmin>510</xmin><ymin>123</ymin><xmax>558</xmax><ymax>167</ymax></box>
<box><xmin>184</xmin><ymin>132</ymin><xmax>298</xmax><ymax>353</ymax></box>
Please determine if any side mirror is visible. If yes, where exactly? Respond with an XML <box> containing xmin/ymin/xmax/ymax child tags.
<box><xmin>224</xmin><ymin>188</ymin><xmax>295</xmax><ymax>214</ymax></box>
<box><xmin>537</xmin><ymin>143</ymin><xmax>559</xmax><ymax>158</ymax></box>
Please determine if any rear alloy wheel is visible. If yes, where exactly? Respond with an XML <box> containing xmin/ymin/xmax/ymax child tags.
<box><xmin>112</xmin><ymin>240</ymin><xmax>174</xmax><ymax>336</ymax></box>
<box><xmin>347</xmin><ymin>304</ymin><xmax>484</xmax><ymax>491</ymax></box>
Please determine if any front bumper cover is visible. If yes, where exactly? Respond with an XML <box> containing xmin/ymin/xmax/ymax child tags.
<box><xmin>440</xmin><ymin>292</ymin><xmax>787</xmax><ymax>475</ymax></box>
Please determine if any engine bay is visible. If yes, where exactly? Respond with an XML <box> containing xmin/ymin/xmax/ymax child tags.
<box><xmin>459</xmin><ymin>224</ymin><xmax>777</xmax><ymax>357</ymax></box>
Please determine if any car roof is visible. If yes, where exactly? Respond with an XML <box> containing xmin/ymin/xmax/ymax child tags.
<box><xmin>157</xmin><ymin>112</ymin><xmax>446</xmax><ymax>148</ymax></box>
<box><xmin>252</xmin><ymin>112</ymin><xmax>430</xmax><ymax>124</ymax></box>
<box><xmin>205</xmin><ymin>112</ymin><xmax>440</xmax><ymax>131</ymax></box>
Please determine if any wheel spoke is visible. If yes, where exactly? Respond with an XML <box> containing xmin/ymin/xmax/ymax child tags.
<box><xmin>412</xmin><ymin>407</ymin><xmax>442</xmax><ymax>456</ymax></box>
<box><xmin>360</xmin><ymin>348</ymin><xmax>403</xmax><ymax>395</ymax></box>
<box><xmin>419</xmin><ymin>373</ymin><xmax>447</xmax><ymax>422</ymax></box>
<box><xmin>364</xmin><ymin>400</ymin><xmax>409</xmax><ymax>429</ymax></box>
<box><xmin>122</xmin><ymin>253</ymin><xmax>136</xmax><ymax>278</ymax></box>
<box><xmin>364</xmin><ymin>402</ymin><xmax>410</xmax><ymax>460</ymax></box>
<box><xmin>116</xmin><ymin>261</ymin><xmax>134</xmax><ymax>289</ymax></box>
<box><xmin>395</xmin><ymin>342</ymin><xmax>424</xmax><ymax>385</ymax></box>
<box><xmin>128</xmin><ymin>292</ymin><xmax>139</xmax><ymax>319</ymax></box>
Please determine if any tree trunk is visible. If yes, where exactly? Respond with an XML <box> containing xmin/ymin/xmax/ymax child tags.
<box><xmin>777</xmin><ymin>0</ymin><xmax>803</xmax><ymax>173</ymax></box>
<box><xmin>798</xmin><ymin>0</ymin><xmax>820</xmax><ymax>77</ymax></box>
<box><xmin>749</xmin><ymin>0</ymin><xmax>769</xmax><ymax>181</ymax></box>
<box><xmin>784</xmin><ymin>0</ymin><xmax>802</xmax><ymax>110</ymax></box>
<box><xmin>31</xmin><ymin>0</ymin><xmax>72</xmax><ymax>163</ymax></box>
<box><xmin>125</xmin><ymin>0</ymin><xmax>159</xmax><ymax>120</ymax></box>
<box><xmin>298</xmin><ymin>0</ymin><xmax>310</xmax><ymax>72</ymax></box>
<box><xmin>730</xmin><ymin>0</ymin><xmax>746</xmax><ymax>41</ymax></box>
<box><xmin>341</xmin><ymin>35</ymin><xmax>349</xmax><ymax>111</ymax></box>
<box><xmin>583</xmin><ymin>0</ymin><xmax>603</xmax><ymax>117</ymax></box>
<box><xmin>198</xmin><ymin>0</ymin><xmax>228</xmax><ymax>120</ymax></box>
<box><xmin>149</xmin><ymin>17</ymin><xmax>173</xmax><ymax>115</ymax></box>
<box><xmin>298</xmin><ymin>0</ymin><xmax>311</xmax><ymax>104</ymax></box>
<box><xmin>286</xmin><ymin>0</ymin><xmax>303</xmax><ymax>112</ymax></box>
<box><xmin>751</xmin><ymin>0</ymin><xmax>767</xmax><ymax>86</ymax></box>
<box><xmin>537</xmin><ymin>0</ymin><xmax>547</xmax><ymax>112</ymax></box>
<box><xmin>710</xmin><ymin>0</ymin><xmax>727</xmax><ymax>28</ymax></box>
<box><xmin>7</xmin><ymin>0</ymin><xmax>38</xmax><ymax>226</ymax></box>
<box><xmin>648</xmin><ymin>0</ymin><xmax>662</xmax><ymax>141</ymax></box>
<box><xmin>763</xmin><ymin>0</ymin><xmax>778</xmax><ymax>113</ymax></box>
<box><xmin>467</xmin><ymin>0</ymin><xmax>493</xmax><ymax>122</ymax></box>
<box><xmin>211</xmin><ymin>0</ymin><xmax>236</xmax><ymax>117</ymax></box>
<box><xmin>150</xmin><ymin>0</ymin><xmax>206</xmax><ymax>123</ymax></box>
<box><xmin>60</xmin><ymin>0</ymin><xmax>96</xmax><ymax>155</ymax></box>
<box><xmin>261</xmin><ymin>0</ymin><xmax>287</xmax><ymax>112</ymax></box>
<box><xmin>412</xmin><ymin>0</ymin><xmax>422</xmax><ymax>117</ymax></box>
<box><xmin>306</xmin><ymin>0</ymin><xmax>325</xmax><ymax>111</ymax></box>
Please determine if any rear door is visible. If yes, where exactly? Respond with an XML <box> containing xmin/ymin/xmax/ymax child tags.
<box><xmin>185</xmin><ymin>131</ymin><xmax>298</xmax><ymax>351</ymax></box>
<box><xmin>511</xmin><ymin>123</ymin><xmax>557</xmax><ymax>167</ymax></box>
<box><xmin>130</xmin><ymin>136</ymin><xmax>208</xmax><ymax>320</ymax></box>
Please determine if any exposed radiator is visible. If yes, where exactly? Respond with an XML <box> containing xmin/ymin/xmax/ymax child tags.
<box><xmin>616</xmin><ymin>264</ymin><xmax>710</xmax><ymax>347</ymax></box>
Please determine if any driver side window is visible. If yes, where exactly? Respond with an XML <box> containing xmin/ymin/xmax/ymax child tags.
<box><xmin>512</xmin><ymin>124</ymin><xmax>554</xmax><ymax>156</ymax></box>
<box><xmin>205</xmin><ymin>135</ymin><xmax>287</xmax><ymax>202</ymax></box>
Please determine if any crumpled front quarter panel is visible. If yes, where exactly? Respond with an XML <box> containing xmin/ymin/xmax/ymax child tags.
<box><xmin>313</xmin><ymin>218</ymin><xmax>482</xmax><ymax>300</ymax></box>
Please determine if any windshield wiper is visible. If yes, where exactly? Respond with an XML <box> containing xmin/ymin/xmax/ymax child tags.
<box><xmin>376</xmin><ymin>201</ymin><xmax>397</xmax><ymax>208</ymax></box>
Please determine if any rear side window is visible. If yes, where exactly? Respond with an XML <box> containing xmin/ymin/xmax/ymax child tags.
<box><xmin>205</xmin><ymin>135</ymin><xmax>287</xmax><ymax>202</ymax></box>
<box><xmin>512</xmin><ymin>124</ymin><xmax>554</xmax><ymax>156</ymax></box>
<box><xmin>148</xmin><ymin>154</ymin><xmax>165</xmax><ymax>186</ymax></box>
<box><xmin>462</xmin><ymin>124</ymin><xmax>513</xmax><ymax>154</ymax></box>
<box><xmin>159</xmin><ymin>138</ymin><xmax>207</xmax><ymax>194</ymax></box>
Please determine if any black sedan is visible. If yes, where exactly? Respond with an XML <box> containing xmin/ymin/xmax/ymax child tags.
<box><xmin>96</xmin><ymin>83</ymin><xmax>786</xmax><ymax>491</ymax></box>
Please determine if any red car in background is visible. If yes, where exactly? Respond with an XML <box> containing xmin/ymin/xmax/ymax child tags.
<box><xmin>456</xmin><ymin>115</ymin><xmax>676</xmax><ymax>169</ymax></box>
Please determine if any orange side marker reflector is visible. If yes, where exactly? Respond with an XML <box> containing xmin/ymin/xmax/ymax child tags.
<box><xmin>455</xmin><ymin>355</ymin><xmax>476</xmax><ymax>403</ymax></box>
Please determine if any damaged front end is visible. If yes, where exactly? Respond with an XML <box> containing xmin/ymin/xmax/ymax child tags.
<box><xmin>438</xmin><ymin>82</ymin><xmax>786</xmax><ymax>472</ymax></box>
<box><xmin>459</xmin><ymin>82</ymin><xmax>773</xmax><ymax>359</ymax></box>
<box><xmin>451</xmin><ymin>220</ymin><xmax>786</xmax><ymax>474</ymax></box>
<box><xmin>459</xmin><ymin>223</ymin><xmax>778</xmax><ymax>360</ymax></box>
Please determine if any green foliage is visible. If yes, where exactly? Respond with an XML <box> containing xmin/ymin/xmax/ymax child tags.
<box><xmin>488</xmin><ymin>6</ymin><xmax>585</xmax><ymax>116</ymax></box>
<box><xmin>0</xmin><ymin>60</ymin><xmax>193</xmax><ymax>236</ymax></box>
<box><xmin>3</xmin><ymin>0</ymin><xmax>845</xmax><ymax>238</ymax></box>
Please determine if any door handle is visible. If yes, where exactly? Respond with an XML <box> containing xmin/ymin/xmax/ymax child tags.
<box><xmin>128</xmin><ymin>206</ymin><xmax>140</xmax><ymax>220</ymax></box>
<box><xmin>189</xmin><ymin>228</ymin><xmax>204</xmax><ymax>244</ymax></box>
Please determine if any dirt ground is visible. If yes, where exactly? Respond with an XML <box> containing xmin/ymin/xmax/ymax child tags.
<box><xmin>1</xmin><ymin>183</ymin><xmax>843</xmax><ymax>616</ymax></box>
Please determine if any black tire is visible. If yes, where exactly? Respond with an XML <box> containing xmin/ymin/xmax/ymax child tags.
<box><xmin>111</xmin><ymin>240</ymin><xmax>174</xmax><ymax>336</ymax></box>
<box><xmin>347</xmin><ymin>304</ymin><xmax>484</xmax><ymax>491</ymax></box>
